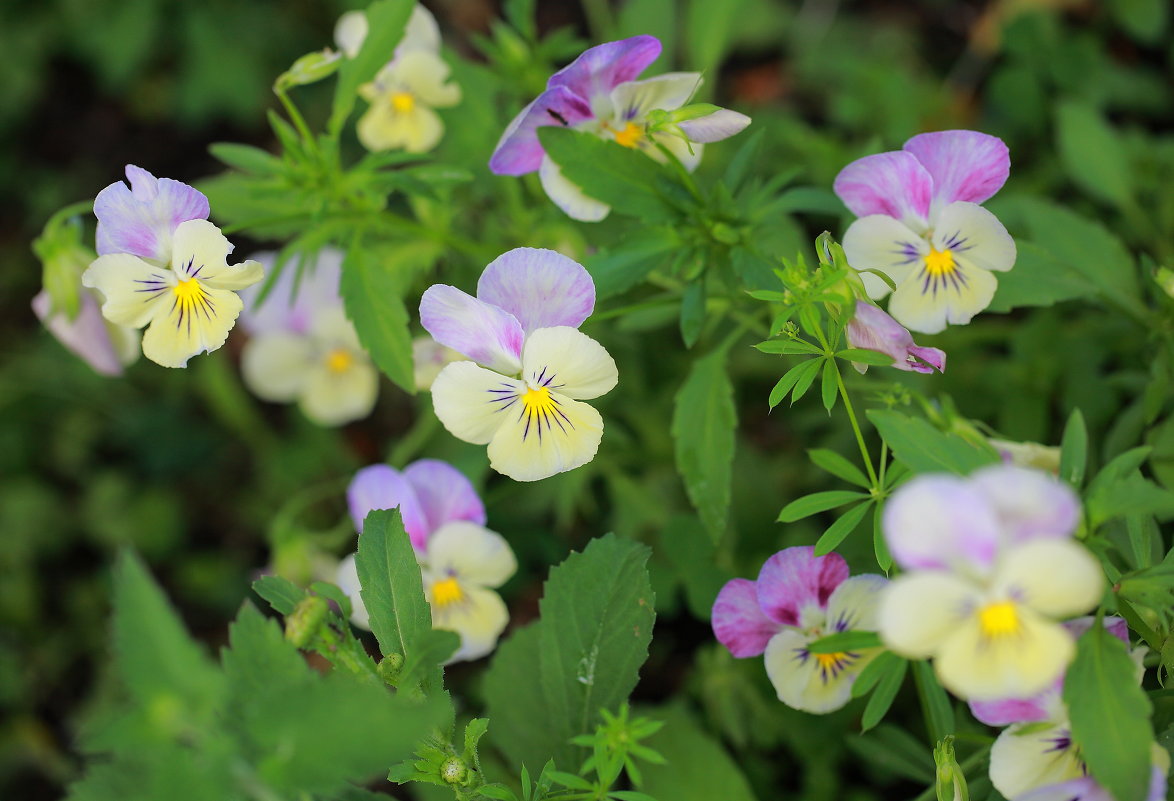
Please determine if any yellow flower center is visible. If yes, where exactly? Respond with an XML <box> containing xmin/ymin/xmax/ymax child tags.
<box><xmin>521</xmin><ymin>385</ymin><xmax>556</xmax><ymax>413</ymax></box>
<box><xmin>390</xmin><ymin>91</ymin><xmax>415</xmax><ymax>113</ymax></box>
<box><xmin>814</xmin><ymin>652</ymin><xmax>847</xmax><ymax>671</ymax></box>
<box><xmin>173</xmin><ymin>277</ymin><xmax>204</xmax><ymax>303</ymax></box>
<box><xmin>325</xmin><ymin>348</ymin><xmax>353</xmax><ymax>373</ymax></box>
<box><xmin>924</xmin><ymin>247</ymin><xmax>956</xmax><ymax>276</ymax></box>
<box><xmin>431</xmin><ymin>576</ymin><xmax>463</xmax><ymax>607</ymax></box>
<box><xmin>978</xmin><ymin>601</ymin><xmax>1021</xmax><ymax>637</ymax></box>
<box><xmin>613</xmin><ymin>122</ymin><xmax>643</xmax><ymax>148</ymax></box>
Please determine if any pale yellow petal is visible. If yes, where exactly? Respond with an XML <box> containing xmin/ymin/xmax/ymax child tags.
<box><xmin>241</xmin><ymin>333</ymin><xmax>314</xmax><ymax>401</ymax></box>
<box><xmin>140</xmin><ymin>285</ymin><xmax>243</xmax><ymax>368</ymax></box>
<box><xmin>520</xmin><ymin>326</ymin><xmax>617</xmax><ymax>400</ymax></box>
<box><xmin>430</xmin><ymin>361</ymin><xmax>521</xmax><ymax>445</ymax></box>
<box><xmin>357</xmin><ymin>103</ymin><xmax>444</xmax><ymax>153</ymax></box>
<box><xmin>649</xmin><ymin>130</ymin><xmax>703</xmax><ymax>172</ymax></box>
<box><xmin>82</xmin><ymin>253</ymin><xmax>174</xmax><ymax>328</ymax></box>
<box><xmin>878</xmin><ymin>572</ymin><xmax>978</xmax><ymax>658</ymax></box>
<box><xmin>486</xmin><ymin>390</ymin><xmax>603</xmax><ymax>482</ymax></box>
<box><xmin>888</xmin><ymin>258</ymin><xmax>998</xmax><ymax>335</ymax></box>
<box><xmin>992</xmin><ymin>539</ymin><xmax>1104</xmax><ymax>618</ymax></box>
<box><xmin>763</xmin><ymin>629</ymin><xmax>877</xmax><ymax>714</ymax></box>
<box><xmin>392</xmin><ymin>50</ymin><xmax>460</xmax><ymax>107</ymax></box>
<box><xmin>539</xmin><ymin>155</ymin><xmax>610</xmax><ymax>222</ymax></box>
<box><xmin>426</xmin><ymin>522</ymin><xmax>517</xmax><ymax>589</ymax></box>
<box><xmin>427</xmin><ymin>583</ymin><xmax>509</xmax><ymax>663</ymax></box>
<box><xmin>300</xmin><ymin>361</ymin><xmax>379</xmax><ymax>426</ymax></box>
<box><xmin>989</xmin><ymin>722</ymin><xmax>1084</xmax><ymax>798</ymax></box>
<box><xmin>335</xmin><ymin>552</ymin><xmax>371</xmax><ymax>630</ymax></box>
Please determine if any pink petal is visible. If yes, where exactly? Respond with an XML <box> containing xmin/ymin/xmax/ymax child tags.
<box><xmin>32</xmin><ymin>290</ymin><xmax>124</xmax><ymax>376</ymax></box>
<box><xmin>903</xmin><ymin>130</ymin><xmax>1009</xmax><ymax>212</ymax></box>
<box><xmin>846</xmin><ymin>301</ymin><xmax>945</xmax><ymax>374</ymax></box>
<box><xmin>418</xmin><ymin>285</ymin><xmax>525</xmax><ymax>374</ymax></box>
<box><xmin>489</xmin><ymin>86</ymin><xmax>594</xmax><ymax>176</ymax></box>
<box><xmin>970</xmin><ymin>465</ymin><xmax>1080</xmax><ymax>544</ymax></box>
<box><xmin>755</xmin><ymin>546</ymin><xmax>849</xmax><ymax>626</ymax></box>
<box><xmin>712</xmin><ymin>578</ymin><xmax>780</xmax><ymax>657</ymax></box>
<box><xmin>883</xmin><ymin>474</ymin><xmax>1002</xmax><ymax>572</ymax></box>
<box><xmin>969</xmin><ymin>693</ymin><xmax>1055</xmax><ymax>727</ymax></box>
<box><xmin>94</xmin><ymin>165</ymin><xmax>209</xmax><ymax>262</ymax></box>
<box><xmin>547</xmin><ymin>35</ymin><xmax>662</xmax><ymax>103</ymax></box>
<box><xmin>347</xmin><ymin>464</ymin><xmax>429</xmax><ymax>549</ymax></box>
<box><xmin>403</xmin><ymin>459</ymin><xmax>486</xmax><ymax>534</ymax></box>
<box><xmin>833</xmin><ymin>150</ymin><xmax>932</xmax><ymax>228</ymax></box>
<box><xmin>476</xmin><ymin>248</ymin><xmax>595</xmax><ymax>334</ymax></box>
<box><xmin>240</xmin><ymin>249</ymin><xmax>344</xmax><ymax>336</ymax></box>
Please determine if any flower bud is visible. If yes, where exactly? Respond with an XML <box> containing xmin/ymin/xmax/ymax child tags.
<box><xmin>276</xmin><ymin>49</ymin><xmax>342</xmax><ymax>90</ymax></box>
<box><xmin>440</xmin><ymin>756</ymin><xmax>468</xmax><ymax>785</ymax></box>
<box><xmin>846</xmin><ymin>301</ymin><xmax>945</xmax><ymax>375</ymax></box>
<box><xmin>284</xmin><ymin>596</ymin><xmax>329</xmax><ymax>649</ymax></box>
<box><xmin>378</xmin><ymin>652</ymin><xmax>405</xmax><ymax>684</ymax></box>
<box><xmin>933</xmin><ymin>736</ymin><xmax>969</xmax><ymax>801</ymax></box>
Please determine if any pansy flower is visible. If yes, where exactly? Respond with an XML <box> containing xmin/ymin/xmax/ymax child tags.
<box><xmin>877</xmin><ymin>465</ymin><xmax>1103</xmax><ymax>700</ymax></box>
<box><xmin>239</xmin><ymin>250</ymin><xmax>378</xmax><ymax>426</ymax></box>
<box><xmin>845</xmin><ymin>300</ymin><xmax>945</xmax><ymax>374</ymax></box>
<box><xmin>337</xmin><ymin>459</ymin><xmax>516</xmax><ymax>662</ymax></box>
<box><xmin>978</xmin><ymin>618</ymin><xmax>1168</xmax><ymax>801</ymax></box>
<box><xmin>489</xmin><ymin>35</ymin><xmax>750</xmax><ymax>221</ymax></box>
<box><xmin>712</xmin><ymin>546</ymin><xmax>888</xmax><ymax>713</ymax></box>
<box><xmin>82</xmin><ymin>166</ymin><xmax>263</xmax><ymax>368</ymax></box>
<box><xmin>834</xmin><ymin>130</ymin><xmax>1016</xmax><ymax>334</ymax></box>
<box><xmin>420</xmin><ymin>248</ymin><xmax>618</xmax><ymax>482</ymax></box>
<box><xmin>346</xmin><ymin>5</ymin><xmax>459</xmax><ymax>154</ymax></box>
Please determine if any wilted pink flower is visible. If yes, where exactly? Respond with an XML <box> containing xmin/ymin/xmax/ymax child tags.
<box><xmin>846</xmin><ymin>300</ymin><xmax>945</xmax><ymax>374</ymax></box>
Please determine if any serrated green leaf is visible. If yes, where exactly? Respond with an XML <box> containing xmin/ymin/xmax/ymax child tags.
<box><xmin>538</xmin><ymin>535</ymin><xmax>656</xmax><ymax>770</ymax></box>
<box><xmin>805</xmin><ymin>630</ymin><xmax>882</xmax><ymax>654</ymax></box>
<box><xmin>1060</xmin><ymin>408</ymin><xmax>1088</xmax><ymax>488</ymax></box>
<box><xmin>778</xmin><ymin>490</ymin><xmax>868</xmax><ymax>522</ymax></box>
<box><xmin>807</xmin><ymin>448</ymin><xmax>871</xmax><ymax>488</ymax></box>
<box><xmin>672</xmin><ymin>349</ymin><xmax>737</xmax><ymax>541</ymax></box>
<box><xmin>813</xmin><ymin>501</ymin><xmax>872</xmax><ymax>556</ymax></box>
<box><xmin>330</xmin><ymin>0</ymin><xmax>414</xmax><ymax>133</ymax></box>
<box><xmin>867</xmin><ymin>410</ymin><xmax>999</xmax><ymax>475</ymax></box>
<box><xmin>1064</xmin><ymin>623</ymin><xmax>1154</xmax><ymax>801</ymax></box>
<box><xmin>221</xmin><ymin>602</ymin><xmax>313</xmax><ymax>707</ymax></box>
<box><xmin>310</xmin><ymin>580</ymin><xmax>352</xmax><ymax>620</ymax></box>
<box><xmin>340</xmin><ymin>244</ymin><xmax>416</xmax><ymax>394</ymax></box>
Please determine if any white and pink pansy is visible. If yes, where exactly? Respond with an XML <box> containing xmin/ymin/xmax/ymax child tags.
<box><xmin>239</xmin><ymin>249</ymin><xmax>378</xmax><ymax>427</ymax></box>
<box><xmin>978</xmin><ymin>618</ymin><xmax>1168</xmax><ymax>801</ymax></box>
<box><xmin>83</xmin><ymin>167</ymin><xmax>264</xmax><ymax>368</ymax></box>
<box><xmin>877</xmin><ymin>465</ymin><xmax>1103</xmax><ymax>701</ymax></box>
<box><xmin>420</xmin><ymin>248</ymin><xmax>618</xmax><ymax>482</ymax></box>
<box><xmin>834</xmin><ymin>130</ymin><xmax>1016</xmax><ymax>334</ymax></box>
<box><xmin>711</xmin><ymin>546</ymin><xmax>888</xmax><ymax>714</ymax></box>
<box><xmin>337</xmin><ymin>459</ymin><xmax>517</xmax><ymax>663</ymax></box>
<box><xmin>489</xmin><ymin>35</ymin><xmax>750</xmax><ymax>221</ymax></box>
<box><xmin>845</xmin><ymin>300</ymin><xmax>945</xmax><ymax>374</ymax></box>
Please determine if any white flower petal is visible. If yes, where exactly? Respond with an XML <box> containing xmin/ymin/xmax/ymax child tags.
<box><xmin>520</xmin><ymin>326</ymin><xmax>617</xmax><ymax>400</ymax></box>
<box><xmin>241</xmin><ymin>333</ymin><xmax>314</xmax><ymax>402</ymax></box>
<box><xmin>539</xmin><ymin>155</ymin><xmax>610</xmax><ymax>222</ymax></box>
<box><xmin>878</xmin><ymin>572</ymin><xmax>978</xmax><ymax>658</ymax></box>
<box><xmin>842</xmin><ymin>215</ymin><xmax>926</xmax><ymax>300</ymax></box>
<box><xmin>993</xmin><ymin>540</ymin><xmax>1103</xmax><ymax>619</ymax></box>
<box><xmin>334</xmin><ymin>10</ymin><xmax>368</xmax><ymax>58</ymax></box>
<box><xmin>431</xmin><ymin>361</ymin><xmax>523</xmax><ymax>445</ymax></box>
<box><xmin>335</xmin><ymin>553</ymin><xmax>371</xmax><ymax>630</ymax></box>
<box><xmin>426</xmin><ymin>522</ymin><xmax>517</xmax><ymax>589</ymax></box>
<box><xmin>989</xmin><ymin>722</ymin><xmax>1084</xmax><ymax>799</ymax></box>
<box><xmin>486</xmin><ymin>390</ymin><xmax>603</xmax><ymax>482</ymax></box>
<box><xmin>763</xmin><ymin>629</ymin><xmax>876</xmax><ymax>714</ymax></box>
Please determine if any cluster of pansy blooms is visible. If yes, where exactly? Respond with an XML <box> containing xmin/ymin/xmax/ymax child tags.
<box><xmin>490</xmin><ymin>35</ymin><xmax>751</xmax><ymax>221</ymax></box>
<box><xmin>713</xmin><ymin>464</ymin><xmax>1166</xmax><ymax>800</ymax></box>
<box><xmin>238</xmin><ymin>249</ymin><xmax>378</xmax><ymax>426</ymax></box>
<box><xmin>335</xmin><ymin>4</ymin><xmax>461</xmax><ymax>154</ymax></box>
<box><xmin>334</xmin><ymin>459</ymin><xmax>517</xmax><ymax>663</ymax></box>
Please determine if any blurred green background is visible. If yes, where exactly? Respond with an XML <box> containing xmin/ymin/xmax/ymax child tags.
<box><xmin>2</xmin><ymin>0</ymin><xmax>1171</xmax><ymax>798</ymax></box>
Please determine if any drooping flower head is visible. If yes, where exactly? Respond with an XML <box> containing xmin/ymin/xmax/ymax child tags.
<box><xmin>977</xmin><ymin>618</ymin><xmax>1168</xmax><ymax>801</ymax></box>
<box><xmin>420</xmin><ymin>248</ymin><xmax>618</xmax><ymax>482</ymax></box>
<box><xmin>712</xmin><ymin>546</ymin><xmax>888</xmax><ymax>713</ymax></box>
<box><xmin>877</xmin><ymin>465</ymin><xmax>1103</xmax><ymax>700</ymax></box>
<box><xmin>834</xmin><ymin>131</ymin><xmax>1016</xmax><ymax>334</ymax></box>
<box><xmin>83</xmin><ymin>166</ymin><xmax>263</xmax><ymax>368</ymax></box>
<box><xmin>489</xmin><ymin>36</ymin><xmax>750</xmax><ymax>221</ymax></box>
<box><xmin>239</xmin><ymin>250</ymin><xmax>378</xmax><ymax>426</ymax></box>
<box><xmin>845</xmin><ymin>300</ymin><xmax>945</xmax><ymax>374</ymax></box>
<box><xmin>338</xmin><ymin>459</ymin><xmax>516</xmax><ymax>662</ymax></box>
<box><xmin>341</xmin><ymin>4</ymin><xmax>460</xmax><ymax>153</ymax></box>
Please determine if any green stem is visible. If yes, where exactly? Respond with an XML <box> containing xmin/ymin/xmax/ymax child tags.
<box><xmin>836</xmin><ymin>368</ymin><xmax>879</xmax><ymax>488</ymax></box>
<box><xmin>878</xmin><ymin>441</ymin><xmax>889</xmax><ymax>488</ymax></box>
<box><xmin>387</xmin><ymin>404</ymin><xmax>440</xmax><ymax>467</ymax></box>
<box><xmin>274</xmin><ymin>86</ymin><xmax>317</xmax><ymax>152</ymax></box>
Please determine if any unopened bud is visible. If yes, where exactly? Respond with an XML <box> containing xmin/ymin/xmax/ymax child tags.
<box><xmin>276</xmin><ymin>49</ymin><xmax>342</xmax><ymax>90</ymax></box>
<box><xmin>933</xmin><ymin>736</ymin><xmax>968</xmax><ymax>801</ymax></box>
<box><xmin>378</xmin><ymin>653</ymin><xmax>405</xmax><ymax>684</ymax></box>
<box><xmin>284</xmin><ymin>596</ymin><xmax>329</xmax><ymax>649</ymax></box>
<box><xmin>440</xmin><ymin>756</ymin><xmax>468</xmax><ymax>785</ymax></box>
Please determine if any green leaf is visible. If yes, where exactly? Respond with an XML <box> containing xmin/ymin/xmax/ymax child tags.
<box><xmin>252</xmin><ymin>574</ymin><xmax>308</xmax><ymax>615</ymax></box>
<box><xmin>221</xmin><ymin>602</ymin><xmax>313</xmax><ymax>707</ymax></box>
<box><xmin>988</xmin><ymin>241</ymin><xmax>1098</xmax><ymax>312</ymax></box>
<box><xmin>807</xmin><ymin>448</ymin><xmax>871</xmax><ymax>488</ymax></box>
<box><xmin>851</xmin><ymin>651</ymin><xmax>901</xmax><ymax>699</ymax></box>
<box><xmin>354</xmin><ymin>509</ymin><xmax>436</xmax><ymax>682</ymax></box>
<box><xmin>755</xmin><ymin>339</ymin><xmax>823</xmax><ymax>356</ymax></box>
<box><xmin>679</xmin><ymin>278</ymin><xmax>707</xmax><ymax>348</ymax></box>
<box><xmin>912</xmin><ymin>660</ymin><xmax>954</xmax><ymax>745</ymax></box>
<box><xmin>637</xmin><ymin>704</ymin><xmax>759</xmax><ymax>801</ymax></box>
<box><xmin>778</xmin><ymin>490</ymin><xmax>868</xmax><ymax>522</ymax></box>
<box><xmin>872</xmin><ymin>501</ymin><xmax>892</xmax><ymax>572</ymax></box>
<box><xmin>767</xmin><ymin>358</ymin><xmax>818</xmax><ymax>409</ymax></box>
<box><xmin>813</xmin><ymin>501</ymin><xmax>873</xmax><ymax>556</ymax></box>
<box><xmin>340</xmin><ymin>244</ymin><xmax>416</xmax><ymax>393</ymax></box>
<box><xmin>789</xmin><ymin>357</ymin><xmax>823</xmax><ymax>404</ymax></box>
<box><xmin>672</xmin><ymin>348</ymin><xmax>737</xmax><ymax>541</ymax></box>
<box><xmin>1056</xmin><ymin>100</ymin><xmax>1133</xmax><ymax>208</ymax></box>
<box><xmin>847</xmin><ymin>723</ymin><xmax>935</xmax><ymax>783</ymax></box>
<box><xmin>112</xmin><ymin>551</ymin><xmax>224</xmax><ymax>710</ymax></box>
<box><xmin>330</xmin><ymin>0</ymin><xmax>414</xmax><ymax>133</ymax></box>
<box><xmin>1060</xmin><ymin>408</ymin><xmax>1089</xmax><ymax>488</ymax></box>
<box><xmin>1064</xmin><ymin>623</ymin><xmax>1154</xmax><ymax>801</ymax></box>
<box><xmin>686</xmin><ymin>0</ymin><xmax>748</xmax><ymax>75</ymax></box>
<box><xmin>867</xmin><ymin>410</ymin><xmax>1000</xmax><ymax>475</ymax></box>
<box><xmin>483</xmin><ymin>625</ymin><xmax>553</xmax><ymax>773</ymax></box>
<box><xmin>538</xmin><ymin>127</ymin><xmax>678</xmax><ymax>221</ymax></box>
<box><xmin>585</xmin><ymin>227</ymin><xmax>678</xmax><ymax>298</ymax></box>
<box><xmin>819</xmin><ymin>358</ymin><xmax>839</xmax><ymax>412</ymax></box>
<box><xmin>309</xmin><ymin>580</ymin><xmax>352</xmax><ymax>620</ymax></box>
<box><xmin>208</xmin><ymin>142</ymin><xmax>285</xmax><ymax>176</ymax></box>
<box><xmin>805</xmin><ymin>630</ymin><xmax>882</xmax><ymax>654</ymax></box>
<box><xmin>861</xmin><ymin>655</ymin><xmax>907</xmax><ymax>732</ymax></box>
<box><xmin>397</xmin><ymin>628</ymin><xmax>460</xmax><ymax>690</ymax></box>
<box><xmin>1109</xmin><ymin>0</ymin><xmax>1170</xmax><ymax>43</ymax></box>
<box><xmin>538</xmin><ymin>535</ymin><xmax>656</xmax><ymax>770</ymax></box>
